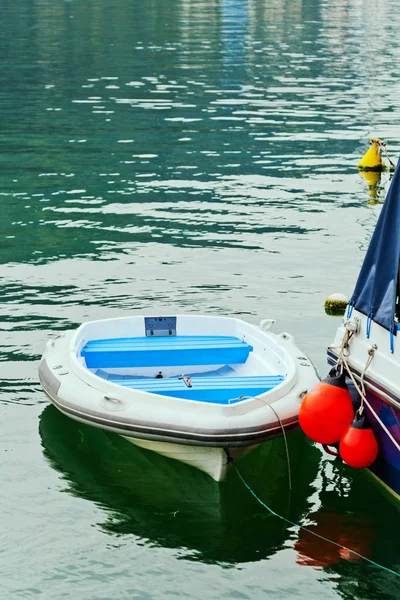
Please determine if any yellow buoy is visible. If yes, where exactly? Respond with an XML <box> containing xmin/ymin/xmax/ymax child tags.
<box><xmin>359</xmin><ymin>169</ymin><xmax>381</xmax><ymax>187</ymax></box>
<box><xmin>358</xmin><ymin>138</ymin><xmax>384</xmax><ymax>171</ymax></box>
<box><xmin>359</xmin><ymin>169</ymin><xmax>382</xmax><ymax>201</ymax></box>
<box><xmin>324</xmin><ymin>293</ymin><xmax>348</xmax><ymax>316</ymax></box>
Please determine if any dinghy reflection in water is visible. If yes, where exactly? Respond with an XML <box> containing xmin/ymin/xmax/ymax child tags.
<box><xmin>39</xmin><ymin>315</ymin><xmax>318</xmax><ymax>480</ymax></box>
<box><xmin>39</xmin><ymin>405</ymin><xmax>321</xmax><ymax>564</ymax></box>
<box><xmin>328</xmin><ymin>158</ymin><xmax>400</xmax><ymax>498</ymax></box>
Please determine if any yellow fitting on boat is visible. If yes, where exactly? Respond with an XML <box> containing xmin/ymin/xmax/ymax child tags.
<box><xmin>358</xmin><ymin>138</ymin><xmax>384</xmax><ymax>171</ymax></box>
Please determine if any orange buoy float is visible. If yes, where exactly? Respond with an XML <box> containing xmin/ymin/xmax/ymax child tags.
<box><xmin>299</xmin><ymin>368</ymin><xmax>354</xmax><ymax>445</ymax></box>
<box><xmin>339</xmin><ymin>410</ymin><xmax>378</xmax><ymax>468</ymax></box>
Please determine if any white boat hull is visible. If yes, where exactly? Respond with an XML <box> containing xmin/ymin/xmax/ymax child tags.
<box><xmin>124</xmin><ymin>437</ymin><xmax>255</xmax><ymax>481</ymax></box>
<box><xmin>39</xmin><ymin>314</ymin><xmax>319</xmax><ymax>480</ymax></box>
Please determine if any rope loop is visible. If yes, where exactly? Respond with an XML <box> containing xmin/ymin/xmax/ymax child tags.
<box><xmin>224</xmin><ymin>448</ymin><xmax>234</xmax><ymax>464</ymax></box>
<box><xmin>334</xmin><ymin>327</ymin><xmax>355</xmax><ymax>368</ymax></box>
<box><xmin>322</xmin><ymin>444</ymin><xmax>340</xmax><ymax>457</ymax></box>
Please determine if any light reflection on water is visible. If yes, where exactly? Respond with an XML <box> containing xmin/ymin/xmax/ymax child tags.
<box><xmin>1</xmin><ymin>0</ymin><xmax>400</xmax><ymax>598</ymax></box>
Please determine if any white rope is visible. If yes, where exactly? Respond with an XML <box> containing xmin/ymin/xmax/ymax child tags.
<box><xmin>328</xmin><ymin>328</ymin><xmax>355</xmax><ymax>359</ymax></box>
<box><xmin>378</xmin><ymin>139</ymin><xmax>396</xmax><ymax>169</ymax></box>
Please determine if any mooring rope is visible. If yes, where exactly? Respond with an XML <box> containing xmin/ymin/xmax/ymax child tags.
<box><xmin>236</xmin><ymin>396</ymin><xmax>292</xmax><ymax>490</ymax></box>
<box><xmin>267</xmin><ymin>402</ymin><xmax>292</xmax><ymax>491</ymax></box>
<box><xmin>225</xmin><ymin>451</ymin><xmax>400</xmax><ymax>578</ymax></box>
<box><xmin>378</xmin><ymin>139</ymin><xmax>396</xmax><ymax>169</ymax></box>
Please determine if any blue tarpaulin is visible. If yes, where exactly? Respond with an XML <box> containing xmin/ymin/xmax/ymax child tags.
<box><xmin>349</xmin><ymin>159</ymin><xmax>400</xmax><ymax>333</ymax></box>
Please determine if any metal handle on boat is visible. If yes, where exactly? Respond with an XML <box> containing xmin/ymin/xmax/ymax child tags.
<box><xmin>228</xmin><ymin>395</ymin><xmax>247</xmax><ymax>404</ymax></box>
<box><xmin>344</xmin><ymin>317</ymin><xmax>360</xmax><ymax>334</ymax></box>
<box><xmin>259</xmin><ymin>319</ymin><xmax>276</xmax><ymax>332</ymax></box>
<box><xmin>104</xmin><ymin>395</ymin><xmax>121</xmax><ymax>404</ymax></box>
<box><xmin>179</xmin><ymin>375</ymin><xmax>192</xmax><ymax>387</ymax></box>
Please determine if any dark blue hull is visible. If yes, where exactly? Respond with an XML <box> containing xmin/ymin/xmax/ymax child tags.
<box><xmin>365</xmin><ymin>389</ymin><xmax>400</xmax><ymax>498</ymax></box>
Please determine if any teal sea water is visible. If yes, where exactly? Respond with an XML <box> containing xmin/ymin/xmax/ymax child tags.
<box><xmin>1</xmin><ymin>0</ymin><xmax>400</xmax><ymax>598</ymax></box>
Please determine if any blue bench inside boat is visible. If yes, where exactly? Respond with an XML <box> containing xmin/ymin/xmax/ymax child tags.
<box><xmin>98</xmin><ymin>372</ymin><xmax>285</xmax><ymax>403</ymax></box>
<box><xmin>81</xmin><ymin>335</ymin><xmax>253</xmax><ymax>368</ymax></box>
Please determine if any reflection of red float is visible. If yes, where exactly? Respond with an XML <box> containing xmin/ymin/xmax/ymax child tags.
<box><xmin>339</xmin><ymin>411</ymin><xmax>378</xmax><ymax>468</ymax></box>
<box><xmin>295</xmin><ymin>510</ymin><xmax>375</xmax><ymax>569</ymax></box>
<box><xmin>299</xmin><ymin>369</ymin><xmax>354</xmax><ymax>444</ymax></box>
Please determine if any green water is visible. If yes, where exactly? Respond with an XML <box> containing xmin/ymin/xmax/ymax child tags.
<box><xmin>1</xmin><ymin>0</ymin><xmax>400</xmax><ymax>598</ymax></box>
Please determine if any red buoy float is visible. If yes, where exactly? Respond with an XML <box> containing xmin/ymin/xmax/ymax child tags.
<box><xmin>339</xmin><ymin>410</ymin><xmax>378</xmax><ymax>469</ymax></box>
<box><xmin>299</xmin><ymin>368</ymin><xmax>354</xmax><ymax>445</ymax></box>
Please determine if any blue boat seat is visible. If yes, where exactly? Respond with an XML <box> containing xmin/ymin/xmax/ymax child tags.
<box><xmin>81</xmin><ymin>335</ymin><xmax>253</xmax><ymax>369</ymax></box>
<box><xmin>100</xmin><ymin>373</ymin><xmax>285</xmax><ymax>404</ymax></box>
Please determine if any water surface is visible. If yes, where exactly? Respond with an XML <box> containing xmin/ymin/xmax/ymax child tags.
<box><xmin>1</xmin><ymin>1</ymin><xmax>400</xmax><ymax>598</ymax></box>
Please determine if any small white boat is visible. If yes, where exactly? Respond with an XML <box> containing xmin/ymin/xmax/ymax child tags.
<box><xmin>39</xmin><ymin>314</ymin><xmax>318</xmax><ymax>480</ymax></box>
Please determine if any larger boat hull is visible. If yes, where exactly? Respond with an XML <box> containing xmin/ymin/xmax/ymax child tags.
<box><xmin>363</xmin><ymin>389</ymin><xmax>400</xmax><ymax>499</ymax></box>
<box><xmin>328</xmin><ymin>312</ymin><xmax>400</xmax><ymax>500</ymax></box>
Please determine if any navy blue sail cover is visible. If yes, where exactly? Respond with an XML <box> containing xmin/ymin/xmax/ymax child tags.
<box><xmin>349</xmin><ymin>158</ymin><xmax>400</xmax><ymax>332</ymax></box>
